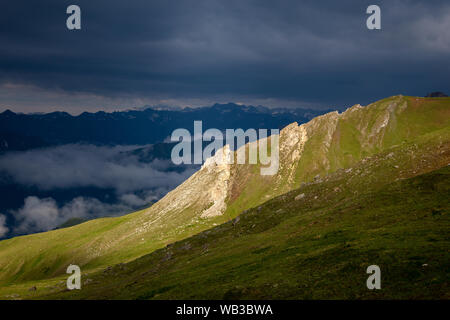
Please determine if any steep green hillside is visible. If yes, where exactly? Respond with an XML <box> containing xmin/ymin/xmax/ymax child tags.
<box><xmin>225</xmin><ymin>95</ymin><xmax>450</xmax><ymax>216</ymax></box>
<box><xmin>0</xmin><ymin>95</ymin><xmax>448</xmax><ymax>296</ymax></box>
<box><xmin>10</xmin><ymin>125</ymin><xmax>450</xmax><ymax>299</ymax></box>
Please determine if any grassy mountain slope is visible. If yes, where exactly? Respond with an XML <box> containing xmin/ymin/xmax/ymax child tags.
<box><xmin>0</xmin><ymin>95</ymin><xmax>448</xmax><ymax>296</ymax></box>
<box><xmin>224</xmin><ymin>95</ymin><xmax>450</xmax><ymax>217</ymax></box>
<box><xmin>10</xmin><ymin>125</ymin><xmax>450</xmax><ymax>299</ymax></box>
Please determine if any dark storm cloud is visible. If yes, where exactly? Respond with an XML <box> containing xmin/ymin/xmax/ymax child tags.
<box><xmin>0</xmin><ymin>0</ymin><xmax>449</xmax><ymax>112</ymax></box>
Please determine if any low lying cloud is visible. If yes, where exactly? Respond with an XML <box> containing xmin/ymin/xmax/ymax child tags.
<box><xmin>14</xmin><ymin>197</ymin><xmax>59</xmax><ymax>233</ymax></box>
<box><xmin>0</xmin><ymin>144</ymin><xmax>197</xmax><ymax>236</ymax></box>
<box><xmin>12</xmin><ymin>189</ymin><xmax>174</xmax><ymax>235</ymax></box>
<box><xmin>0</xmin><ymin>144</ymin><xmax>194</xmax><ymax>193</ymax></box>
<box><xmin>0</xmin><ymin>215</ymin><xmax>8</xmax><ymax>237</ymax></box>
<box><xmin>13</xmin><ymin>196</ymin><xmax>143</xmax><ymax>234</ymax></box>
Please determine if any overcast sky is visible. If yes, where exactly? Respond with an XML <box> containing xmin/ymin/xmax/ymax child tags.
<box><xmin>0</xmin><ymin>0</ymin><xmax>449</xmax><ymax>114</ymax></box>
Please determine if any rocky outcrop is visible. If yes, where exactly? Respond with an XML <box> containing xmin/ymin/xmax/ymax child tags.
<box><xmin>425</xmin><ymin>92</ymin><xmax>448</xmax><ymax>97</ymax></box>
<box><xmin>200</xmin><ymin>145</ymin><xmax>232</xmax><ymax>217</ymax></box>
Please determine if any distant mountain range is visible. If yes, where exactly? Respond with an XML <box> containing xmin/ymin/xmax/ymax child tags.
<box><xmin>0</xmin><ymin>103</ymin><xmax>332</xmax><ymax>152</ymax></box>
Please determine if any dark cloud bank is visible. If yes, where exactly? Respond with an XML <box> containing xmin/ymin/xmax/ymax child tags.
<box><xmin>0</xmin><ymin>0</ymin><xmax>449</xmax><ymax>113</ymax></box>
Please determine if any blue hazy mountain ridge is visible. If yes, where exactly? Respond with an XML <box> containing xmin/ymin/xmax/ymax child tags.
<box><xmin>0</xmin><ymin>103</ymin><xmax>331</xmax><ymax>150</ymax></box>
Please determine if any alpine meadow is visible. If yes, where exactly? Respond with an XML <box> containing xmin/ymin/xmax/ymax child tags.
<box><xmin>0</xmin><ymin>95</ymin><xmax>449</xmax><ymax>299</ymax></box>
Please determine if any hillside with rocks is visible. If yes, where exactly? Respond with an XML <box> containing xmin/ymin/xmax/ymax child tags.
<box><xmin>0</xmin><ymin>95</ymin><xmax>448</xmax><ymax>299</ymax></box>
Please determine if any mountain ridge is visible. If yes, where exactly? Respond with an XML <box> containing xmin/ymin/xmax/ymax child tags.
<box><xmin>44</xmin><ymin>129</ymin><xmax>450</xmax><ymax>299</ymax></box>
<box><xmin>2</xmin><ymin>123</ymin><xmax>449</xmax><ymax>299</ymax></box>
<box><xmin>0</xmin><ymin>95</ymin><xmax>448</xmax><ymax>298</ymax></box>
<box><xmin>0</xmin><ymin>103</ymin><xmax>331</xmax><ymax>150</ymax></box>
